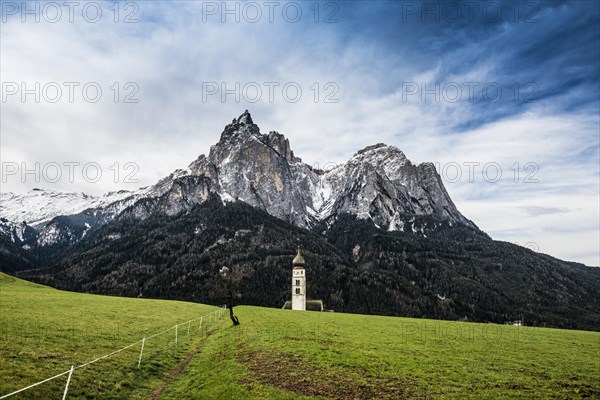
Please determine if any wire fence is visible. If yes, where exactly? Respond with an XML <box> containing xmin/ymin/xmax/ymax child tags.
<box><xmin>0</xmin><ymin>306</ymin><xmax>228</xmax><ymax>399</ymax></box>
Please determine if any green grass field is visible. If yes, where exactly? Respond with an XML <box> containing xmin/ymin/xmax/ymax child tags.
<box><xmin>1</xmin><ymin>273</ymin><xmax>598</xmax><ymax>399</ymax></box>
<box><xmin>0</xmin><ymin>273</ymin><xmax>224</xmax><ymax>399</ymax></box>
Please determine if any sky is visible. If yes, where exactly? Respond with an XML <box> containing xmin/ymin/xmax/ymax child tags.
<box><xmin>0</xmin><ymin>0</ymin><xmax>598</xmax><ymax>265</ymax></box>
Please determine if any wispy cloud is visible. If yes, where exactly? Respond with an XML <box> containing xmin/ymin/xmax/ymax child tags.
<box><xmin>1</xmin><ymin>0</ymin><xmax>598</xmax><ymax>265</ymax></box>
<box><xmin>519</xmin><ymin>206</ymin><xmax>571</xmax><ymax>217</ymax></box>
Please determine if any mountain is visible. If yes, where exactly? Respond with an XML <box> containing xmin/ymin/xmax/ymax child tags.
<box><xmin>2</xmin><ymin>111</ymin><xmax>600</xmax><ymax>331</ymax></box>
<box><xmin>0</xmin><ymin>110</ymin><xmax>475</xmax><ymax>251</ymax></box>
<box><xmin>0</xmin><ymin>188</ymin><xmax>147</xmax><ymax>267</ymax></box>
<box><xmin>188</xmin><ymin>110</ymin><xmax>475</xmax><ymax>230</ymax></box>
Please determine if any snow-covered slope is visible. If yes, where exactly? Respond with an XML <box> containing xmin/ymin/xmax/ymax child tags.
<box><xmin>0</xmin><ymin>188</ymin><xmax>137</xmax><ymax>226</ymax></box>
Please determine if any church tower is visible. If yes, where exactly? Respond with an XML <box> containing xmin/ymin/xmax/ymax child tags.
<box><xmin>291</xmin><ymin>246</ymin><xmax>306</xmax><ymax>311</ymax></box>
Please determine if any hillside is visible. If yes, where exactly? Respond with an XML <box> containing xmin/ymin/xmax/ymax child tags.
<box><xmin>1</xmin><ymin>274</ymin><xmax>598</xmax><ymax>399</ymax></box>
<box><xmin>23</xmin><ymin>196</ymin><xmax>600</xmax><ymax>331</ymax></box>
<box><xmin>0</xmin><ymin>272</ymin><xmax>224</xmax><ymax>399</ymax></box>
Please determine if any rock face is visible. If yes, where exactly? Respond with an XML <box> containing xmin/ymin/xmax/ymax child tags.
<box><xmin>300</xmin><ymin>143</ymin><xmax>475</xmax><ymax>230</ymax></box>
<box><xmin>0</xmin><ymin>110</ymin><xmax>476</xmax><ymax>257</ymax></box>
<box><xmin>204</xmin><ymin>110</ymin><xmax>309</xmax><ymax>226</ymax></box>
<box><xmin>182</xmin><ymin>110</ymin><xmax>475</xmax><ymax>230</ymax></box>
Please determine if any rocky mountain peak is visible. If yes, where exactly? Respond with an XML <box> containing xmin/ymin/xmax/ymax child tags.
<box><xmin>216</xmin><ymin>110</ymin><xmax>260</xmax><ymax>146</ymax></box>
<box><xmin>203</xmin><ymin>111</ymin><xmax>310</xmax><ymax>226</ymax></box>
<box><xmin>355</xmin><ymin>143</ymin><xmax>389</xmax><ymax>155</ymax></box>
<box><xmin>238</xmin><ymin>109</ymin><xmax>253</xmax><ymax>125</ymax></box>
<box><xmin>352</xmin><ymin>143</ymin><xmax>408</xmax><ymax>166</ymax></box>
<box><xmin>265</xmin><ymin>131</ymin><xmax>299</xmax><ymax>163</ymax></box>
<box><xmin>210</xmin><ymin>111</ymin><xmax>300</xmax><ymax>166</ymax></box>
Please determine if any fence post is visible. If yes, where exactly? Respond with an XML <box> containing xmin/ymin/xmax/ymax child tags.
<box><xmin>175</xmin><ymin>325</ymin><xmax>178</xmax><ymax>345</ymax></box>
<box><xmin>187</xmin><ymin>321</ymin><xmax>190</xmax><ymax>335</ymax></box>
<box><xmin>199</xmin><ymin>316</ymin><xmax>203</xmax><ymax>330</ymax></box>
<box><xmin>138</xmin><ymin>338</ymin><xmax>145</xmax><ymax>368</ymax></box>
<box><xmin>62</xmin><ymin>365</ymin><xmax>74</xmax><ymax>400</ymax></box>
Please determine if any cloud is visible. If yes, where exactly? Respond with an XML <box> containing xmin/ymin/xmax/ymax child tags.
<box><xmin>0</xmin><ymin>0</ymin><xmax>598</xmax><ymax>265</ymax></box>
<box><xmin>519</xmin><ymin>206</ymin><xmax>571</xmax><ymax>217</ymax></box>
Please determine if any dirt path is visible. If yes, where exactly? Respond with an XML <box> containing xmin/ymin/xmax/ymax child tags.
<box><xmin>148</xmin><ymin>322</ymin><xmax>223</xmax><ymax>400</ymax></box>
<box><xmin>148</xmin><ymin>342</ymin><xmax>203</xmax><ymax>400</ymax></box>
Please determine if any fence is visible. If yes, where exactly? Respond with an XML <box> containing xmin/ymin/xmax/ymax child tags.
<box><xmin>0</xmin><ymin>306</ymin><xmax>228</xmax><ymax>399</ymax></box>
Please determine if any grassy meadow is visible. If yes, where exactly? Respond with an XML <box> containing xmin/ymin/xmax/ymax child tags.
<box><xmin>0</xmin><ymin>273</ymin><xmax>224</xmax><ymax>399</ymax></box>
<box><xmin>1</xmin><ymin>273</ymin><xmax>598</xmax><ymax>399</ymax></box>
<box><xmin>160</xmin><ymin>307</ymin><xmax>600</xmax><ymax>399</ymax></box>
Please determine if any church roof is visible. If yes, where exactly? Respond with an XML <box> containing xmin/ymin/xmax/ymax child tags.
<box><xmin>282</xmin><ymin>300</ymin><xmax>324</xmax><ymax>311</ymax></box>
<box><xmin>293</xmin><ymin>246</ymin><xmax>305</xmax><ymax>266</ymax></box>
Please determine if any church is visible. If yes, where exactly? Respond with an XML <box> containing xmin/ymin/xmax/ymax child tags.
<box><xmin>291</xmin><ymin>246</ymin><xmax>306</xmax><ymax>310</ymax></box>
<box><xmin>282</xmin><ymin>247</ymin><xmax>324</xmax><ymax>312</ymax></box>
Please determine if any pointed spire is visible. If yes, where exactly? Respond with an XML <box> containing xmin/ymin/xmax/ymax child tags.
<box><xmin>293</xmin><ymin>245</ymin><xmax>305</xmax><ymax>267</ymax></box>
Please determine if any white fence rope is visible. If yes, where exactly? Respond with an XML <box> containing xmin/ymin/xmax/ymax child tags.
<box><xmin>75</xmin><ymin>340</ymin><xmax>142</xmax><ymax>370</ymax></box>
<box><xmin>0</xmin><ymin>370</ymin><xmax>71</xmax><ymax>399</ymax></box>
<box><xmin>0</xmin><ymin>306</ymin><xmax>227</xmax><ymax>399</ymax></box>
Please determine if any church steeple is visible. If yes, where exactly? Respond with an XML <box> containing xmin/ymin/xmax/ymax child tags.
<box><xmin>293</xmin><ymin>246</ymin><xmax>305</xmax><ymax>267</ymax></box>
<box><xmin>291</xmin><ymin>246</ymin><xmax>306</xmax><ymax>311</ymax></box>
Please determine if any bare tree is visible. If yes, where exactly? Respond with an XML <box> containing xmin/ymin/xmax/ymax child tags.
<box><xmin>219</xmin><ymin>266</ymin><xmax>240</xmax><ymax>326</ymax></box>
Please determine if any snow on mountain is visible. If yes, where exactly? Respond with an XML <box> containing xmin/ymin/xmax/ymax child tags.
<box><xmin>182</xmin><ymin>110</ymin><xmax>475</xmax><ymax>230</ymax></box>
<box><xmin>0</xmin><ymin>219</ymin><xmax>37</xmax><ymax>245</ymax></box>
<box><xmin>0</xmin><ymin>188</ymin><xmax>137</xmax><ymax>226</ymax></box>
<box><xmin>0</xmin><ymin>110</ymin><xmax>476</xmax><ymax>252</ymax></box>
<box><xmin>320</xmin><ymin>143</ymin><xmax>475</xmax><ymax>229</ymax></box>
<box><xmin>0</xmin><ymin>187</ymin><xmax>153</xmax><ymax>250</ymax></box>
